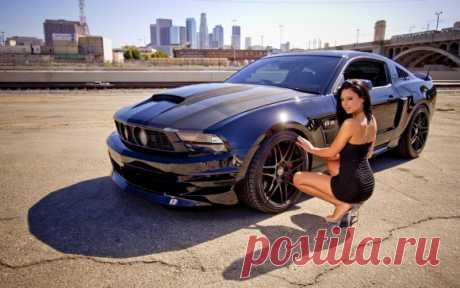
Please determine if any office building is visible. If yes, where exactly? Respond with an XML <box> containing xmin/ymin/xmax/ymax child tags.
<box><xmin>199</xmin><ymin>13</ymin><xmax>208</xmax><ymax>49</ymax></box>
<box><xmin>186</xmin><ymin>18</ymin><xmax>197</xmax><ymax>48</ymax></box>
<box><xmin>245</xmin><ymin>37</ymin><xmax>251</xmax><ymax>50</ymax></box>
<box><xmin>231</xmin><ymin>25</ymin><xmax>241</xmax><ymax>49</ymax></box>
<box><xmin>212</xmin><ymin>25</ymin><xmax>224</xmax><ymax>49</ymax></box>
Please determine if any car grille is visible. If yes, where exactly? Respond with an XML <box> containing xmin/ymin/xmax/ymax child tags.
<box><xmin>115</xmin><ymin>121</ymin><xmax>175</xmax><ymax>151</ymax></box>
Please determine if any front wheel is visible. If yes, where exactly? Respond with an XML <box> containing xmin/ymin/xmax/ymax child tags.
<box><xmin>239</xmin><ymin>130</ymin><xmax>309</xmax><ymax>213</ymax></box>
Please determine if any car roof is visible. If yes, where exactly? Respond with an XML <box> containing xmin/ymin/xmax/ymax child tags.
<box><xmin>265</xmin><ymin>50</ymin><xmax>390</xmax><ymax>61</ymax></box>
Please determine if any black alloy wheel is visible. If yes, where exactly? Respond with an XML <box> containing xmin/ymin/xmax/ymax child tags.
<box><xmin>240</xmin><ymin>130</ymin><xmax>309</xmax><ymax>213</ymax></box>
<box><xmin>409</xmin><ymin>111</ymin><xmax>429</xmax><ymax>153</ymax></box>
<box><xmin>395</xmin><ymin>106</ymin><xmax>430</xmax><ymax>158</ymax></box>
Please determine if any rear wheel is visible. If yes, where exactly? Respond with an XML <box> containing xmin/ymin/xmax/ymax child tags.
<box><xmin>239</xmin><ymin>130</ymin><xmax>309</xmax><ymax>213</ymax></box>
<box><xmin>395</xmin><ymin>106</ymin><xmax>430</xmax><ymax>158</ymax></box>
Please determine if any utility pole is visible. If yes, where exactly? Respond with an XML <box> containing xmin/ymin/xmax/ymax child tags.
<box><xmin>435</xmin><ymin>11</ymin><xmax>443</xmax><ymax>31</ymax></box>
<box><xmin>279</xmin><ymin>24</ymin><xmax>283</xmax><ymax>50</ymax></box>
<box><xmin>232</xmin><ymin>19</ymin><xmax>237</xmax><ymax>65</ymax></box>
<box><xmin>356</xmin><ymin>29</ymin><xmax>360</xmax><ymax>45</ymax></box>
<box><xmin>260</xmin><ymin>35</ymin><xmax>264</xmax><ymax>48</ymax></box>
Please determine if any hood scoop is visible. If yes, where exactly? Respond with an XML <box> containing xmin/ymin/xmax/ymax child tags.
<box><xmin>151</xmin><ymin>94</ymin><xmax>186</xmax><ymax>104</ymax></box>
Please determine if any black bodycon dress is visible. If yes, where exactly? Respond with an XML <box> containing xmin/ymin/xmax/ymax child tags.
<box><xmin>330</xmin><ymin>141</ymin><xmax>375</xmax><ymax>203</ymax></box>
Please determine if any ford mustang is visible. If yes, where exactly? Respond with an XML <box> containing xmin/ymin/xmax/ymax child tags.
<box><xmin>107</xmin><ymin>50</ymin><xmax>436</xmax><ymax>213</ymax></box>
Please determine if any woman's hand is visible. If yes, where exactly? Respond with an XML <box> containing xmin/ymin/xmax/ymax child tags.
<box><xmin>296</xmin><ymin>136</ymin><xmax>314</xmax><ymax>153</ymax></box>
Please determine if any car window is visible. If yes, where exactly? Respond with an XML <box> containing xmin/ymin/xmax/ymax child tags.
<box><xmin>247</xmin><ymin>63</ymin><xmax>289</xmax><ymax>84</ymax></box>
<box><xmin>225</xmin><ymin>55</ymin><xmax>342</xmax><ymax>94</ymax></box>
<box><xmin>343</xmin><ymin>60</ymin><xmax>390</xmax><ymax>87</ymax></box>
<box><xmin>396</xmin><ymin>66</ymin><xmax>410</xmax><ymax>80</ymax></box>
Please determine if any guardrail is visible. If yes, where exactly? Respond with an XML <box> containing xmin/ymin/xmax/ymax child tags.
<box><xmin>0</xmin><ymin>71</ymin><xmax>459</xmax><ymax>89</ymax></box>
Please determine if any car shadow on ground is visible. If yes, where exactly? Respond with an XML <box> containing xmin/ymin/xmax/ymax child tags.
<box><xmin>27</xmin><ymin>152</ymin><xmax>412</xmax><ymax>272</ymax></box>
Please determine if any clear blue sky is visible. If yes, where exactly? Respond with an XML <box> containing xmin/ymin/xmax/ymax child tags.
<box><xmin>1</xmin><ymin>0</ymin><xmax>459</xmax><ymax>48</ymax></box>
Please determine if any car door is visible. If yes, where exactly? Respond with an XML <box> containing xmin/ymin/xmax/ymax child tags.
<box><xmin>339</xmin><ymin>58</ymin><xmax>401</xmax><ymax>146</ymax></box>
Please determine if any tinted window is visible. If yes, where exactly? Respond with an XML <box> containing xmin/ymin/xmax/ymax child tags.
<box><xmin>396</xmin><ymin>66</ymin><xmax>410</xmax><ymax>79</ymax></box>
<box><xmin>344</xmin><ymin>60</ymin><xmax>390</xmax><ymax>87</ymax></box>
<box><xmin>225</xmin><ymin>55</ymin><xmax>341</xmax><ymax>94</ymax></box>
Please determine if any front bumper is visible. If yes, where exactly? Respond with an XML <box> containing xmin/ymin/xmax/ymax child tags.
<box><xmin>107</xmin><ymin>132</ymin><xmax>244</xmax><ymax>207</ymax></box>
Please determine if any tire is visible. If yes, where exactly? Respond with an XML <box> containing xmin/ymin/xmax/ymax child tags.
<box><xmin>238</xmin><ymin>130</ymin><xmax>309</xmax><ymax>213</ymax></box>
<box><xmin>394</xmin><ymin>105</ymin><xmax>430</xmax><ymax>158</ymax></box>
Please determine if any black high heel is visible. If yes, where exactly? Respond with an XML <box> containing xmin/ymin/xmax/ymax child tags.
<box><xmin>340</xmin><ymin>203</ymin><xmax>362</xmax><ymax>227</ymax></box>
<box><xmin>325</xmin><ymin>203</ymin><xmax>362</xmax><ymax>227</ymax></box>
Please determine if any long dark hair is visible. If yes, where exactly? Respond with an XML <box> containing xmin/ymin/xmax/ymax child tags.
<box><xmin>335</xmin><ymin>79</ymin><xmax>373</xmax><ymax>126</ymax></box>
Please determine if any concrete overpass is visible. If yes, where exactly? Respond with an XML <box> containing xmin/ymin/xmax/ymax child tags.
<box><xmin>334</xmin><ymin>22</ymin><xmax>460</xmax><ymax>69</ymax></box>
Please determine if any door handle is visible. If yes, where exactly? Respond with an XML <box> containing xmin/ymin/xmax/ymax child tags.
<box><xmin>388</xmin><ymin>94</ymin><xmax>394</xmax><ymax>98</ymax></box>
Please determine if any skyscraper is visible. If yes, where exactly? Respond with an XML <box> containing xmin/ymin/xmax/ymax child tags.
<box><xmin>156</xmin><ymin>18</ymin><xmax>172</xmax><ymax>46</ymax></box>
<box><xmin>179</xmin><ymin>26</ymin><xmax>187</xmax><ymax>46</ymax></box>
<box><xmin>199</xmin><ymin>13</ymin><xmax>208</xmax><ymax>49</ymax></box>
<box><xmin>231</xmin><ymin>25</ymin><xmax>241</xmax><ymax>49</ymax></box>
<box><xmin>148</xmin><ymin>18</ymin><xmax>173</xmax><ymax>56</ymax></box>
<box><xmin>208</xmin><ymin>33</ymin><xmax>213</xmax><ymax>48</ymax></box>
<box><xmin>186</xmin><ymin>18</ymin><xmax>197</xmax><ymax>48</ymax></box>
<box><xmin>169</xmin><ymin>26</ymin><xmax>181</xmax><ymax>45</ymax></box>
<box><xmin>245</xmin><ymin>36</ymin><xmax>251</xmax><ymax>50</ymax></box>
<box><xmin>149</xmin><ymin>24</ymin><xmax>157</xmax><ymax>46</ymax></box>
<box><xmin>212</xmin><ymin>25</ymin><xmax>224</xmax><ymax>49</ymax></box>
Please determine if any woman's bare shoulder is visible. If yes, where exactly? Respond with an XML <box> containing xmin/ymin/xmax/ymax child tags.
<box><xmin>371</xmin><ymin>115</ymin><xmax>377</xmax><ymax>125</ymax></box>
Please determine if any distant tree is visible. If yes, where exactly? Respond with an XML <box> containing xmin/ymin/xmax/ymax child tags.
<box><xmin>131</xmin><ymin>48</ymin><xmax>141</xmax><ymax>60</ymax></box>
<box><xmin>123</xmin><ymin>49</ymin><xmax>133</xmax><ymax>60</ymax></box>
<box><xmin>151</xmin><ymin>51</ymin><xmax>168</xmax><ymax>58</ymax></box>
<box><xmin>123</xmin><ymin>47</ymin><xmax>141</xmax><ymax>60</ymax></box>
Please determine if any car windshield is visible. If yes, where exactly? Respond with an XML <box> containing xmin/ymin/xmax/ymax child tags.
<box><xmin>225</xmin><ymin>55</ymin><xmax>341</xmax><ymax>94</ymax></box>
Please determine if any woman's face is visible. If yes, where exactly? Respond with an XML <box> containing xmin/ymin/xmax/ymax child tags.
<box><xmin>340</xmin><ymin>88</ymin><xmax>364</xmax><ymax>114</ymax></box>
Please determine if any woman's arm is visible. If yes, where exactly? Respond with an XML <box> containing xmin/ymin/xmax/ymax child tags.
<box><xmin>367</xmin><ymin>116</ymin><xmax>377</xmax><ymax>159</ymax></box>
<box><xmin>328</xmin><ymin>153</ymin><xmax>340</xmax><ymax>161</ymax></box>
<box><xmin>297</xmin><ymin>119</ymin><xmax>354</xmax><ymax>158</ymax></box>
<box><xmin>367</xmin><ymin>139</ymin><xmax>375</xmax><ymax>159</ymax></box>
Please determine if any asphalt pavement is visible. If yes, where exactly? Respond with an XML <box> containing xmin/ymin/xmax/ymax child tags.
<box><xmin>0</xmin><ymin>88</ymin><xmax>459</xmax><ymax>287</ymax></box>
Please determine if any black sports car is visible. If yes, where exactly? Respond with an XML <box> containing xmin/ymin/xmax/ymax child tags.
<box><xmin>107</xmin><ymin>50</ymin><xmax>436</xmax><ymax>213</ymax></box>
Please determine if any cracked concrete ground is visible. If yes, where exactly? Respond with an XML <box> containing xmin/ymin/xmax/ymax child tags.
<box><xmin>0</xmin><ymin>88</ymin><xmax>459</xmax><ymax>288</ymax></box>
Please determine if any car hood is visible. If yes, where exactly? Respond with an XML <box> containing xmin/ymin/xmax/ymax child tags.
<box><xmin>116</xmin><ymin>82</ymin><xmax>313</xmax><ymax>130</ymax></box>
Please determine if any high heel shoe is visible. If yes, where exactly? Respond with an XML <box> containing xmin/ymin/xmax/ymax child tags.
<box><xmin>341</xmin><ymin>203</ymin><xmax>362</xmax><ymax>227</ymax></box>
<box><xmin>324</xmin><ymin>203</ymin><xmax>362</xmax><ymax>227</ymax></box>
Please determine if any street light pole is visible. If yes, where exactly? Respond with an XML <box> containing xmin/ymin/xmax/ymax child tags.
<box><xmin>279</xmin><ymin>24</ymin><xmax>283</xmax><ymax>50</ymax></box>
<box><xmin>232</xmin><ymin>19</ymin><xmax>237</xmax><ymax>65</ymax></box>
<box><xmin>435</xmin><ymin>11</ymin><xmax>443</xmax><ymax>31</ymax></box>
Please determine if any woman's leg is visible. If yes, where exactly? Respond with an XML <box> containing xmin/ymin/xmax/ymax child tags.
<box><xmin>293</xmin><ymin>171</ymin><xmax>352</xmax><ymax>219</ymax></box>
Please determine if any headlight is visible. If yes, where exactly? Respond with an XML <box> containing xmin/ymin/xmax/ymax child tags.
<box><xmin>176</xmin><ymin>131</ymin><xmax>228</xmax><ymax>152</ymax></box>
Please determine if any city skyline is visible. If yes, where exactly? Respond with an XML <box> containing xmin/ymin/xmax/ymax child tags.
<box><xmin>1</xmin><ymin>0</ymin><xmax>459</xmax><ymax>49</ymax></box>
